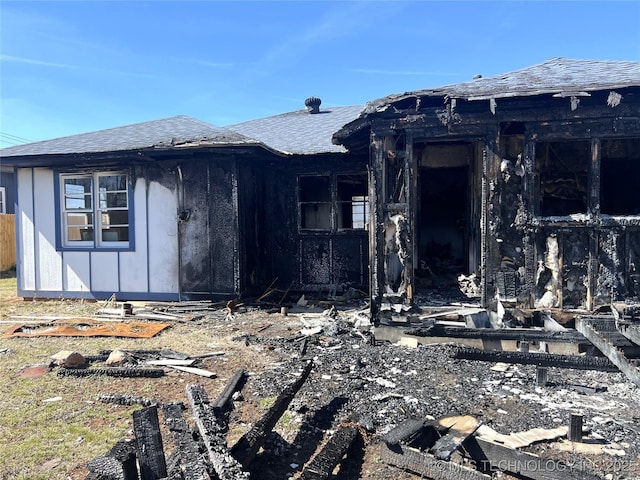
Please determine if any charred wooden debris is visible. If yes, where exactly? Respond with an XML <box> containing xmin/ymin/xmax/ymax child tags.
<box><xmin>379</xmin><ymin>414</ymin><xmax>602</xmax><ymax>480</ymax></box>
<box><xmin>85</xmin><ymin>361</ymin><xmax>369</xmax><ymax>480</ymax></box>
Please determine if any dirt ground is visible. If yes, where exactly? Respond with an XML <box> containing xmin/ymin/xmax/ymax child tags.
<box><xmin>1</xmin><ymin>277</ymin><xmax>639</xmax><ymax>480</ymax></box>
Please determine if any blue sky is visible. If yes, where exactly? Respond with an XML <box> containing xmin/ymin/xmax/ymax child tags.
<box><xmin>1</xmin><ymin>0</ymin><xmax>639</xmax><ymax>147</ymax></box>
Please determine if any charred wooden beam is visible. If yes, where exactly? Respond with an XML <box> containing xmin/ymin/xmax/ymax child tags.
<box><xmin>381</xmin><ymin>418</ymin><xmax>437</xmax><ymax>446</ymax></box>
<box><xmin>408</xmin><ymin>326</ymin><xmax>588</xmax><ymax>343</ymax></box>
<box><xmin>231</xmin><ymin>360</ymin><xmax>313</xmax><ymax>467</ymax></box>
<box><xmin>133</xmin><ymin>406</ymin><xmax>168</xmax><ymax>480</ymax></box>
<box><xmin>98</xmin><ymin>393</ymin><xmax>156</xmax><ymax>407</ymax></box>
<box><xmin>465</xmin><ymin>436</ymin><xmax>600</xmax><ymax>480</ymax></box>
<box><xmin>298</xmin><ymin>424</ymin><xmax>360</xmax><ymax>480</ymax></box>
<box><xmin>213</xmin><ymin>369</ymin><xmax>247</xmax><ymax>410</ymax></box>
<box><xmin>161</xmin><ymin>402</ymin><xmax>210</xmax><ymax>480</ymax></box>
<box><xmin>86</xmin><ymin>439</ymin><xmax>138</xmax><ymax>480</ymax></box>
<box><xmin>575</xmin><ymin>317</ymin><xmax>640</xmax><ymax>387</ymax></box>
<box><xmin>58</xmin><ymin>367</ymin><xmax>165</xmax><ymax>378</ymax></box>
<box><xmin>453</xmin><ymin>347</ymin><xmax>618</xmax><ymax>371</ymax></box>
<box><xmin>186</xmin><ymin>384</ymin><xmax>250</xmax><ymax>480</ymax></box>
<box><xmin>380</xmin><ymin>442</ymin><xmax>490</xmax><ymax>480</ymax></box>
<box><xmin>617</xmin><ymin>322</ymin><xmax>640</xmax><ymax>346</ymax></box>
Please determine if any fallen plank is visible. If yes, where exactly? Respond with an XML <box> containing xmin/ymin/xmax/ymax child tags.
<box><xmin>186</xmin><ymin>384</ymin><xmax>250</xmax><ymax>480</ymax></box>
<box><xmin>213</xmin><ymin>369</ymin><xmax>248</xmax><ymax>410</ymax></box>
<box><xmin>232</xmin><ymin>360</ymin><xmax>313</xmax><ymax>467</ymax></box>
<box><xmin>146</xmin><ymin>359</ymin><xmax>196</xmax><ymax>366</ymax></box>
<box><xmin>58</xmin><ymin>367</ymin><xmax>164</xmax><ymax>378</ymax></box>
<box><xmin>166</xmin><ymin>365</ymin><xmax>216</xmax><ymax>378</ymax></box>
<box><xmin>465</xmin><ymin>436</ymin><xmax>600</xmax><ymax>480</ymax></box>
<box><xmin>475</xmin><ymin>424</ymin><xmax>568</xmax><ymax>449</ymax></box>
<box><xmin>298</xmin><ymin>424</ymin><xmax>360</xmax><ymax>480</ymax></box>
<box><xmin>189</xmin><ymin>351</ymin><xmax>225</xmax><ymax>359</ymax></box>
<box><xmin>380</xmin><ymin>442</ymin><xmax>490</xmax><ymax>480</ymax></box>
<box><xmin>98</xmin><ymin>394</ymin><xmax>156</xmax><ymax>407</ymax></box>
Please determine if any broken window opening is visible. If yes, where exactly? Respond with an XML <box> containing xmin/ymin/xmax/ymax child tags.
<box><xmin>299</xmin><ymin>174</ymin><xmax>368</xmax><ymax>231</ymax></box>
<box><xmin>299</xmin><ymin>175</ymin><xmax>332</xmax><ymax>230</ymax></box>
<box><xmin>601</xmin><ymin>138</ymin><xmax>640</xmax><ymax>216</ymax></box>
<box><xmin>536</xmin><ymin>140</ymin><xmax>590</xmax><ymax>217</ymax></box>
<box><xmin>337</xmin><ymin>174</ymin><xmax>368</xmax><ymax>230</ymax></box>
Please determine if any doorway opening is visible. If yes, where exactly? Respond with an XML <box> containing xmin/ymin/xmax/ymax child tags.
<box><xmin>416</xmin><ymin>142</ymin><xmax>479</xmax><ymax>302</ymax></box>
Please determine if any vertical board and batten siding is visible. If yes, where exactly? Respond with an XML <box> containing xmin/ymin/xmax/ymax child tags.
<box><xmin>15</xmin><ymin>166</ymin><xmax>180</xmax><ymax>299</ymax></box>
<box><xmin>17</xmin><ymin>168</ymin><xmax>35</xmax><ymax>291</ymax></box>
<box><xmin>119</xmin><ymin>177</ymin><xmax>149</xmax><ymax>292</ymax></box>
<box><xmin>33</xmin><ymin>168</ymin><xmax>62</xmax><ymax>291</ymax></box>
<box><xmin>0</xmin><ymin>214</ymin><xmax>16</xmax><ymax>271</ymax></box>
<box><xmin>147</xmin><ymin>181</ymin><xmax>179</xmax><ymax>293</ymax></box>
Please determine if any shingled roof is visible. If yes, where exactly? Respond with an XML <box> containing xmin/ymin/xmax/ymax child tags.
<box><xmin>228</xmin><ymin>104</ymin><xmax>363</xmax><ymax>155</ymax></box>
<box><xmin>0</xmin><ymin>115</ymin><xmax>258</xmax><ymax>159</ymax></box>
<box><xmin>362</xmin><ymin>57</ymin><xmax>640</xmax><ymax>114</ymax></box>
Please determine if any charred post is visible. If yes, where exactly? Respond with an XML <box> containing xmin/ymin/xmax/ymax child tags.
<box><xmin>133</xmin><ymin>405</ymin><xmax>168</xmax><ymax>480</ymax></box>
<box><xmin>298</xmin><ymin>424</ymin><xmax>360</xmax><ymax>480</ymax></box>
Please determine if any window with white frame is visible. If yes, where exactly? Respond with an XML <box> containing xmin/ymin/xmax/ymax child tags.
<box><xmin>60</xmin><ymin>172</ymin><xmax>130</xmax><ymax>247</ymax></box>
<box><xmin>0</xmin><ymin>187</ymin><xmax>5</xmax><ymax>214</ymax></box>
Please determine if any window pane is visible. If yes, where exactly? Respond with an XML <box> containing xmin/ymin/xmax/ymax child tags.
<box><xmin>337</xmin><ymin>175</ymin><xmax>367</xmax><ymax>200</ymax></box>
<box><xmin>64</xmin><ymin>178</ymin><xmax>92</xmax><ymax>209</ymax></box>
<box><xmin>99</xmin><ymin>175</ymin><xmax>127</xmax><ymax>191</ymax></box>
<box><xmin>300</xmin><ymin>176</ymin><xmax>331</xmax><ymax>202</ymax></box>
<box><xmin>301</xmin><ymin>203</ymin><xmax>332</xmax><ymax>229</ymax></box>
<box><xmin>536</xmin><ymin>141</ymin><xmax>589</xmax><ymax>216</ymax></box>
<box><xmin>102</xmin><ymin>226</ymin><xmax>129</xmax><ymax>242</ymax></box>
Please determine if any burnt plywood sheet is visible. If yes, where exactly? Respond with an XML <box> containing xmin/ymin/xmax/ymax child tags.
<box><xmin>2</xmin><ymin>320</ymin><xmax>169</xmax><ymax>338</ymax></box>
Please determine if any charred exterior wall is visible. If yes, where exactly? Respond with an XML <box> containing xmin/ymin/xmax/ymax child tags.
<box><xmin>263</xmin><ymin>154</ymin><xmax>369</xmax><ymax>293</ymax></box>
<box><xmin>358</xmin><ymin>87</ymin><xmax>640</xmax><ymax>312</ymax></box>
<box><xmin>177</xmin><ymin>155</ymin><xmax>240</xmax><ymax>297</ymax></box>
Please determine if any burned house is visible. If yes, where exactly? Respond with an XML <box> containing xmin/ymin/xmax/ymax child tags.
<box><xmin>333</xmin><ymin>57</ymin><xmax>640</xmax><ymax>316</ymax></box>
<box><xmin>0</xmin><ymin>106</ymin><xmax>367</xmax><ymax>301</ymax></box>
<box><xmin>1</xmin><ymin>58</ymin><xmax>639</xmax><ymax>316</ymax></box>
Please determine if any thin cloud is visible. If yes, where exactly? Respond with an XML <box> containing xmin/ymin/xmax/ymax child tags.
<box><xmin>0</xmin><ymin>54</ymin><xmax>77</xmax><ymax>69</ymax></box>
<box><xmin>346</xmin><ymin>68</ymin><xmax>460</xmax><ymax>77</ymax></box>
<box><xmin>191</xmin><ymin>59</ymin><xmax>235</xmax><ymax>68</ymax></box>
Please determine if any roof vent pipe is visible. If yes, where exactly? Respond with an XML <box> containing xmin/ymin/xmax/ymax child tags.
<box><xmin>305</xmin><ymin>96</ymin><xmax>322</xmax><ymax>114</ymax></box>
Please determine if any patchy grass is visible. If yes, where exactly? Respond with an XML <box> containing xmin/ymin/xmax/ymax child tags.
<box><xmin>0</xmin><ymin>276</ymin><xmax>277</xmax><ymax>480</ymax></box>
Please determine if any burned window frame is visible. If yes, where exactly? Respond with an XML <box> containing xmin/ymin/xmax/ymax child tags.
<box><xmin>534</xmin><ymin>139</ymin><xmax>591</xmax><ymax>218</ymax></box>
<box><xmin>298</xmin><ymin>173</ymin><xmax>369</xmax><ymax>232</ymax></box>
<box><xmin>55</xmin><ymin>170</ymin><xmax>134</xmax><ymax>251</ymax></box>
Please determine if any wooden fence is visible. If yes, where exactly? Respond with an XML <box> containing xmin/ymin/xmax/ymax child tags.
<box><xmin>0</xmin><ymin>214</ymin><xmax>16</xmax><ymax>271</ymax></box>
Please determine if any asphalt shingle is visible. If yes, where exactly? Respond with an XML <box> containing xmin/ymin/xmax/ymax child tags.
<box><xmin>0</xmin><ymin>115</ymin><xmax>257</xmax><ymax>158</ymax></box>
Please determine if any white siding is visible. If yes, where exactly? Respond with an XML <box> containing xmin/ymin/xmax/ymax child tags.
<box><xmin>63</xmin><ymin>251</ymin><xmax>90</xmax><ymax>292</ymax></box>
<box><xmin>119</xmin><ymin>177</ymin><xmax>149</xmax><ymax>292</ymax></box>
<box><xmin>147</xmin><ymin>181</ymin><xmax>179</xmax><ymax>293</ymax></box>
<box><xmin>17</xmin><ymin>168</ymin><xmax>35</xmax><ymax>291</ymax></box>
<box><xmin>91</xmin><ymin>251</ymin><xmax>119</xmax><ymax>292</ymax></box>
<box><xmin>33</xmin><ymin>169</ymin><xmax>62</xmax><ymax>291</ymax></box>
